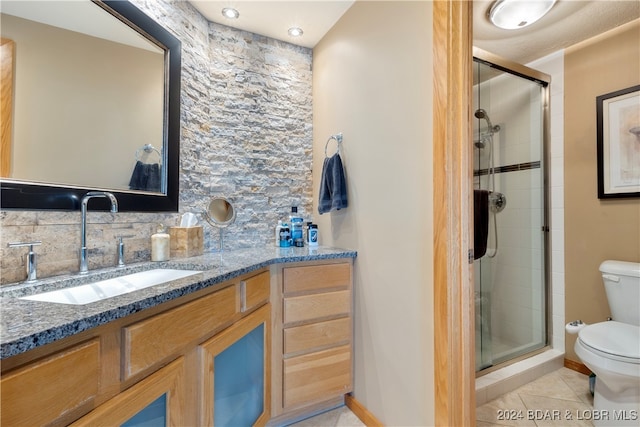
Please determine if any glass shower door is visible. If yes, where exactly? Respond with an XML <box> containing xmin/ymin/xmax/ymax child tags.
<box><xmin>473</xmin><ymin>56</ymin><xmax>548</xmax><ymax>371</ymax></box>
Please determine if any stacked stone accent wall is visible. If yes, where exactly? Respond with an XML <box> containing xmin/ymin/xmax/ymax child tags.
<box><xmin>0</xmin><ymin>0</ymin><xmax>313</xmax><ymax>284</ymax></box>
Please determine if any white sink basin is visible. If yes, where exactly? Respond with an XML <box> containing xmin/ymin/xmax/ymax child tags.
<box><xmin>20</xmin><ymin>269</ymin><xmax>202</xmax><ymax>305</ymax></box>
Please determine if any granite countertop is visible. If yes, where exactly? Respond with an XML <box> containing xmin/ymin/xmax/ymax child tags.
<box><xmin>0</xmin><ymin>245</ymin><xmax>356</xmax><ymax>359</ymax></box>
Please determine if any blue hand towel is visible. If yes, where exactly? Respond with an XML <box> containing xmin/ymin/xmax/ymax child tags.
<box><xmin>318</xmin><ymin>153</ymin><xmax>348</xmax><ymax>214</ymax></box>
<box><xmin>129</xmin><ymin>161</ymin><xmax>161</xmax><ymax>192</ymax></box>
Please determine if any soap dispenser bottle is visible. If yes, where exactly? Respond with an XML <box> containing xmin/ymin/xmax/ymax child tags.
<box><xmin>279</xmin><ymin>223</ymin><xmax>291</xmax><ymax>247</ymax></box>
<box><xmin>151</xmin><ymin>224</ymin><xmax>170</xmax><ymax>261</ymax></box>
<box><xmin>289</xmin><ymin>207</ymin><xmax>304</xmax><ymax>247</ymax></box>
<box><xmin>308</xmin><ymin>224</ymin><xmax>318</xmax><ymax>246</ymax></box>
<box><xmin>275</xmin><ymin>220</ymin><xmax>283</xmax><ymax>247</ymax></box>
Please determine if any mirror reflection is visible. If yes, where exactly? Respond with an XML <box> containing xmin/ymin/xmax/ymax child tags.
<box><xmin>0</xmin><ymin>1</ymin><xmax>165</xmax><ymax>193</ymax></box>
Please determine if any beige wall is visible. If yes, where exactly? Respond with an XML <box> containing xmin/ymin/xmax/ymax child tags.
<box><xmin>564</xmin><ymin>20</ymin><xmax>640</xmax><ymax>362</ymax></box>
<box><xmin>2</xmin><ymin>14</ymin><xmax>163</xmax><ymax>190</ymax></box>
<box><xmin>312</xmin><ymin>1</ymin><xmax>434</xmax><ymax>424</ymax></box>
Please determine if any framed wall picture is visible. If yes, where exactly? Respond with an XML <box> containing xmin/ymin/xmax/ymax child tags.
<box><xmin>596</xmin><ymin>84</ymin><xmax>640</xmax><ymax>199</ymax></box>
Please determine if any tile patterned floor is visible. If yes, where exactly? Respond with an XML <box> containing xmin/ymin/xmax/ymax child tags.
<box><xmin>477</xmin><ymin>368</ymin><xmax>595</xmax><ymax>427</ymax></box>
<box><xmin>287</xmin><ymin>368</ymin><xmax>592</xmax><ymax>427</ymax></box>
<box><xmin>288</xmin><ymin>406</ymin><xmax>365</xmax><ymax>427</ymax></box>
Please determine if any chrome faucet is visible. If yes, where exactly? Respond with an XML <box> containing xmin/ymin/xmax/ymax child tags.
<box><xmin>80</xmin><ymin>191</ymin><xmax>118</xmax><ymax>274</ymax></box>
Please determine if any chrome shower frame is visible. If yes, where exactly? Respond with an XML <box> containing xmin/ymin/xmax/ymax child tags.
<box><xmin>473</xmin><ymin>47</ymin><xmax>552</xmax><ymax>374</ymax></box>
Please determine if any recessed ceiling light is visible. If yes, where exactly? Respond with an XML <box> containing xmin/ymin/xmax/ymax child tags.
<box><xmin>222</xmin><ymin>7</ymin><xmax>239</xmax><ymax>19</ymax></box>
<box><xmin>288</xmin><ymin>27</ymin><xmax>304</xmax><ymax>37</ymax></box>
<box><xmin>489</xmin><ymin>0</ymin><xmax>556</xmax><ymax>30</ymax></box>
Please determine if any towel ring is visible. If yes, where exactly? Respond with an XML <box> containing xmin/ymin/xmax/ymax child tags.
<box><xmin>324</xmin><ymin>133</ymin><xmax>343</xmax><ymax>158</ymax></box>
<box><xmin>135</xmin><ymin>143</ymin><xmax>162</xmax><ymax>164</ymax></box>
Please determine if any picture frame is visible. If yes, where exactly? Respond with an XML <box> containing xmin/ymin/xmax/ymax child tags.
<box><xmin>596</xmin><ymin>84</ymin><xmax>640</xmax><ymax>199</ymax></box>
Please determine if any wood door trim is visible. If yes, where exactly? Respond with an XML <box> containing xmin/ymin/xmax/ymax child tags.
<box><xmin>1</xmin><ymin>38</ymin><xmax>14</xmax><ymax>177</ymax></box>
<box><xmin>433</xmin><ymin>1</ymin><xmax>475</xmax><ymax>425</ymax></box>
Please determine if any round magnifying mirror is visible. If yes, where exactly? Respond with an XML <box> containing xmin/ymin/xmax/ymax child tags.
<box><xmin>203</xmin><ymin>197</ymin><xmax>236</xmax><ymax>228</ymax></box>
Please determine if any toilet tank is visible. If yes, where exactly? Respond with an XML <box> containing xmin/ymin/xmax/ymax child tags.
<box><xmin>600</xmin><ymin>260</ymin><xmax>640</xmax><ymax>326</ymax></box>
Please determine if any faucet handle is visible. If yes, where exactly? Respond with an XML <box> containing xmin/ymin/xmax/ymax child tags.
<box><xmin>7</xmin><ymin>241</ymin><xmax>42</xmax><ymax>248</ymax></box>
<box><xmin>116</xmin><ymin>235</ymin><xmax>134</xmax><ymax>268</ymax></box>
<box><xmin>8</xmin><ymin>241</ymin><xmax>42</xmax><ymax>283</ymax></box>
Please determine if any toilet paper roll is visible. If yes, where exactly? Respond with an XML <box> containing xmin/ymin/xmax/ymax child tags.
<box><xmin>565</xmin><ymin>320</ymin><xmax>587</xmax><ymax>334</ymax></box>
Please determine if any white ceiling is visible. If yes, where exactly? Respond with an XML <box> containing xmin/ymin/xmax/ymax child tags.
<box><xmin>189</xmin><ymin>0</ymin><xmax>355</xmax><ymax>48</ymax></box>
<box><xmin>1</xmin><ymin>0</ymin><xmax>162</xmax><ymax>52</ymax></box>
<box><xmin>474</xmin><ymin>0</ymin><xmax>640</xmax><ymax>64</ymax></box>
<box><xmin>189</xmin><ymin>0</ymin><xmax>640</xmax><ymax>64</ymax></box>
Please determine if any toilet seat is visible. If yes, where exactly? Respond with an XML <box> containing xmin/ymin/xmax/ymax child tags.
<box><xmin>578</xmin><ymin>321</ymin><xmax>640</xmax><ymax>363</ymax></box>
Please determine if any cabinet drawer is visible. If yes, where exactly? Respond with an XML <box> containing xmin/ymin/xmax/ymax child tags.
<box><xmin>123</xmin><ymin>285</ymin><xmax>237</xmax><ymax>380</ymax></box>
<box><xmin>283</xmin><ymin>345</ymin><xmax>351</xmax><ymax>408</ymax></box>
<box><xmin>240</xmin><ymin>271</ymin><xmax>269</xmax><ymax>312</ymax></box>
<box><xmin>71</xmin><ymin>357</ymin><xmax>185</xmax><ymax>427</ymax></box>
<box><xmin>1</xmin><ymin>339</ymin><xmax>100</xmax><ymax>426</ymax></box>
<box><xmin>284</xmin><ymin>317</ymin><xmax>351</xmax><ymax>355</ymax></box>
<box><xmin>283</xmin><ymin>263</ymin><xmax>351</xmax><ymax>294</ymax></box>
<box><xmin>284</xmin><ymin>290</ymin><xmax>350</xmax><ymax>325</ymax></box>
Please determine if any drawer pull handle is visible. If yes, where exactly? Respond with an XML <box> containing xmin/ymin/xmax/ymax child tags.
<box><xmin>240</xmin><ymin>280</ymin><xmax>247</xmax><ymax>312</ymax></box>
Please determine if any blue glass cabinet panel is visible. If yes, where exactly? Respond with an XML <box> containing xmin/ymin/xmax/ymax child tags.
<box><xmin>121</xmin><ymin>394</ymin><xmax>167</xmax><ymax>427</ymax></box>
<box><xmin>214</xmin><ymin>324</ymin><xmax>264</xmax><ymax>426</ymax></box>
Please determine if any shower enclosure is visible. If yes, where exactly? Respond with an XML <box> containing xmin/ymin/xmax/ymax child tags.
<box><xmin>473</xmin><ymin>49</ymin><xmax>550</xmax><ymax>372</ymax></box>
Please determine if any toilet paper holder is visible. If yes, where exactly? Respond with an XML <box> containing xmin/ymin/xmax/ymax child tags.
<box><xmin>566</xmin><ymin>319</ymin><xmax>587</xmax><ymax>334</ymax></box>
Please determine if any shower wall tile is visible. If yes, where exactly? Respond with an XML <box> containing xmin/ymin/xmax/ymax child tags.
<box><xmin>476</xmin><ymin>71</ymin><xmax>543</xmax><ymax>170</ymax></box>
<box><xmin>550</xmin><ymin>133</ymin><xmax>564</xmax><ymax>159</ymax></box>
<box><xmin>552</xmin><ymin>313</ymin><xmax>566</xmax><ymax>350</ymax></box>
<box><xmin>552</xmin><ymin>231</ymin><xmax>565</xmax><ymax>254</ymax></box>
<box><xmin>530</xmin><ymin>50</ymin><xmax>565</xmax><ymax>353</ymax></box>
<box><xmin>485</xmin><ymin>164</ymin><xmax>546</xmax><ymax>350</ymax></box>
<box><xmin>550</xmin><ymin>156</ymin><xmax>565</xmax><ymax>188</ymax></box>
<box><xmin>551</xmin><ymin>249</ymin><xmax>565</xmax><ymax>274</ymax></box>
<box><xmin>531</xmin><ymin>273</ymin><xmax>543</xmax><ymax>309</ymax></box>
<box><xmin>552</xmin><ymin>272</ymin><xmax>565</xmax><ymax>295</ymax></box>
<box><xmin>551</xmin><ymin>186</ymin><xmax>564</xmax><ymax>208</ymax></box>
<box><xmin>552</xmin><ymin>290</ymin><xmax>565</xmax><ymax>317</ymax></box>
<box><xmin>528</xmin><ymin>228</ymin><xmax>543</xmax><ymax>250</ymax></box>
<box><xmin>529</xmin><ymin>188</ymin><xmax>544</xmax><ymax>209</ymax></box>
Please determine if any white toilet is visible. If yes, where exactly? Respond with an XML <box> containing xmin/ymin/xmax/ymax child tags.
<box><xmin>575</xmin><ymin>260</ymin><xmax>640</xmax><ymax>427</ymax></box>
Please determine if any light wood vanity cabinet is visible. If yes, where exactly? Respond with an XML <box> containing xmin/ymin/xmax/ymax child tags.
<box><xmin>70</xmin><ymin>357</ymin><xmax>187</xmax><ymax>427</ymax></box>
<box><xmin>271</xmin><ymin>260</ymin><xmax>354</xmax><ymax>424</ymax></box>
<box><xmin>0</xmin><ymin>339</ymin><xmax>101</xmax><ymax>426</ymax></box>
<box><xmin>122</xmin><ymin>284</ymin><xmax>238</xmax><ymax>380</ymax></box>
<box><xmin>200</xmin><ymin>304</ymin><xmax>271</xmax><ymax>426</ymax></box>
<box><xmin>0</xmin><ymin>268</ymin><xmax>270</xmax><ymax>427</ymax></box>
<box><xmin>1</xmin><ymin>258</ymin><xmax>354</xmax><ymax>426</ymax></box>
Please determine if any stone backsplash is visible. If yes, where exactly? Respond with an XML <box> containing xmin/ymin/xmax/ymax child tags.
<box><xmin>0</xmin><ymin>0</ymin><xmax>313</xmax><ymax>285</ymax></box>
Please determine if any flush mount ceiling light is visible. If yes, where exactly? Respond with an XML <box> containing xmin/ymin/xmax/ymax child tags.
<box><xmin>288</xmin><ymin>27</ymin><xmax>304</xmax><ymax>37</ymax></box>
<box><xmin>222</xmin><ymin>7</ymin><xmax>239</xmax><ymax>19</ymax></box>
<box><xmin>489</xmin><ymin>0</ymin><xmax>557</xmax><ymax>30</ymax></box>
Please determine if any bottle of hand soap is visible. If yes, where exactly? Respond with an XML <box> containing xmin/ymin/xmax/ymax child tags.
<box><xmin>289</xmin><ymin>207</ymin><xmax>304</xmax><ymax>247</ymax></box>
<box><xmin>151</xmin><ymin>224</ymin><xmax>170</xmax><ymax>261</ymax></box>
<box><xmin>275</xmin><ymin>220</ymin><xmax>283</xmax><ymax>247</ymax></box>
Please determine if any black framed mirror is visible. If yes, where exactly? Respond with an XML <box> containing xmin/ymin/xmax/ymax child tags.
<box><xmin>0</xmin><ymin>0</ymin><xmax>181</xmax><ymax>211</ymax></box>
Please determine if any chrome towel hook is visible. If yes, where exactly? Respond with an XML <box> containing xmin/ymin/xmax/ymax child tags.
<box><xmin>135</xmin><ymin>143</ymin><xmax>162</xmax><ymax>164</ymax></box>
<box><xmin>324</xmin><ymin>133</ymin><xmax>343</xmax><ymax>158</ymax></box>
